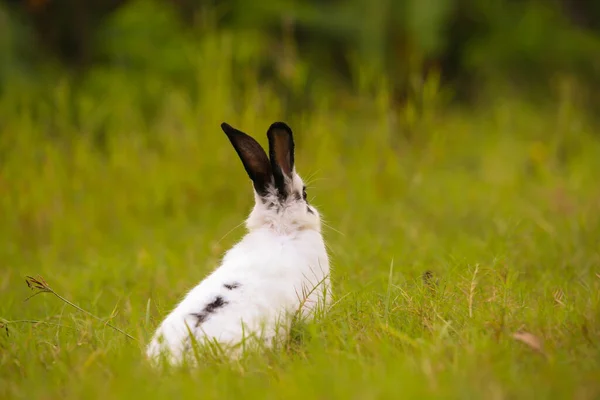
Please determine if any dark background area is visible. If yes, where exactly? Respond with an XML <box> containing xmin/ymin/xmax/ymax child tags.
<box><xmin>2</xmin><ymin>0</ymin><xmax>600</xmax><ymax>110</ymax></box>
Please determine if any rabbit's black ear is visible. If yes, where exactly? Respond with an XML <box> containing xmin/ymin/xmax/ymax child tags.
<box><xmin>267</xmin><ymin>122</ymin><xmax>295</xmax><ymax>196</ymax></box>
<box><xmin>221</xmin><ymin>123</ymin><xmax>273</xmax><ymax>196</ymax></box>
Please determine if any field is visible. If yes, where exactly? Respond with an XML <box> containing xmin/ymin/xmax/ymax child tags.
<box><xmin>1</xmin><ymin>39</ymin><xmax>600</xmax><ymax>399</ymax></box>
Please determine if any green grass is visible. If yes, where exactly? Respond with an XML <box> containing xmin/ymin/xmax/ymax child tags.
<box><xmin>1</xmin><ymin>42</ymin><xmax>600</xmax><ymax>399</ymax></box>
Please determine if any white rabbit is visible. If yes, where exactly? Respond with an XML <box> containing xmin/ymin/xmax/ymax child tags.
<box><xmin>146</xmin><ymin>122</ymin><xmax>331</xmax><ymax>365</ymax></box>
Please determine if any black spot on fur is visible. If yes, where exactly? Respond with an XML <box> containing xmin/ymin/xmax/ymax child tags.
<box><xmin>275</xmin><ymin>187</ymin><xmax>288</xmax><ymax>202</ymax></box>
<box><xmin>205</xmin><ymin>296</ymin><xmax>228</xmax><ymax>312</ymax></box>
<box><xmin>192</xmin><ymin>312</ymin><xmax>208</xmax><ymax>326</ymax></box>
<box><xmin>262</xmin><ymin>197</ymin><xmax>279</xmax><ymax>211</ymax></box>
<box><xmin>224</xmin><ymin>282</ymin><xmax>240</xmax><ymax>290</ymax></box>
<box><xmin>191</xmin><ymin>296</ymin><xmax>229</xmax><ymax>327</ymax></box>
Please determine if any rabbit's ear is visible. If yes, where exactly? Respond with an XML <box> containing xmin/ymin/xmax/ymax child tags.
<box><xmin>267</xmin><ymin>122</ymin><xmax>295</xmax><ymax>196</ymax></box>
<box><xmin>221</xmin><ymin>123</ymin><xmax>273</xmax><ymax>196</ymax></box>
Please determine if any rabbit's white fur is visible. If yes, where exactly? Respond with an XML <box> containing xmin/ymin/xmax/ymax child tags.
<box><xmin>146</xmin><ymin>123</ymin><xmax>330</xmax><ymax>365</ymax></box>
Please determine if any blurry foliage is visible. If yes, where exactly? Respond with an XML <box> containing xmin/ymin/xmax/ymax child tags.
<box><xmin>0</xmin><ymin>3</ymin><xmax>39</xmax><ymax>83</ymax></box>
<box><xmin>1</xmin><ymin>0</ymin><xmax>600</xmax><ymax>113</ymax></box>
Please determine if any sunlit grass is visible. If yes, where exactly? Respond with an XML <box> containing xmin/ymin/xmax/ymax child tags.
<box><xmin>1</xmin><ymin>33</ymin><xmax>600</xmax><ymax>399</ymax></box>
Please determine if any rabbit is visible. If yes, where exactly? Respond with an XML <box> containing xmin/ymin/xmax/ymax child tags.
<box><xmin>146</xmin><ymin>121</ymin><xmax>331</xmax><ymax>365</ymax></box>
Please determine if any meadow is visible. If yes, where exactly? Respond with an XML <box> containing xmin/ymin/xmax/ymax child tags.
<box><xmin>1</xmin><ymin>31</ymin><xmax>600</xmax><ymax>399</ymax></box>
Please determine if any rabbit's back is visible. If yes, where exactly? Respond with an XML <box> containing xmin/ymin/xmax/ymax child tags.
<box><xmin>146</xmin><ymin>228</ymin><xmax>329</xmax><ymax>362</ymax></box>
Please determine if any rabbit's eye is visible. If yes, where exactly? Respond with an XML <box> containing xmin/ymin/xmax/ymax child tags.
<box><xmin>302</xmin><ymin>186</ymin><xmax>307</xmax><ymax>201</ymax></box>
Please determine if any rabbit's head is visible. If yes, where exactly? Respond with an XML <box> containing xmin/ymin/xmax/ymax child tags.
<box><xmin>221</xmin><ymin>122</ymin><xmax>321</xmax><ymax>234</ymax></box>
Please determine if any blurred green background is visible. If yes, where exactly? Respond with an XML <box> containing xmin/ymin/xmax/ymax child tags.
<box><xmin>2</xmin><ymin>1</ymin><xmax>600</xmax><ymax>399</ymax></box>
<box><xmin>2</xmin><ymin>0</ymin><xmax>600</xmax><ymax>109</ymax></box>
